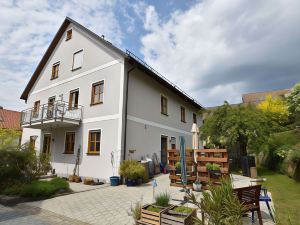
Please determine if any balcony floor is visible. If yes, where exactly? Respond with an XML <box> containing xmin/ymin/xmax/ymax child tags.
<box><xmin>22</xmin><ymin>118</ymin><xmax>80</xmax><ymax>129</ymax></box>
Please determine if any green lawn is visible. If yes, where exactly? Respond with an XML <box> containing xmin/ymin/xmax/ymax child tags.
<box><xmin>258</xmin><ymin>168</ymin><xmax>300</xmax><ymax>224</ymax></box>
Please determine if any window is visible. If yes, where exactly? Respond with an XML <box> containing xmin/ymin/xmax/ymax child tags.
<box><xmin>171</xmin><ymin>137</ymin><xmax>176</xmax><ymax>149</ymax></box>
<box><xmin>91</xmin><ymin>81</ymin><xmax>104</xmax><ymax>105</ymax></box>
<box><xmin>88</xmin><ymin>130</ymin><xmax>101</xmax><ymax>154</ymax></box>
<box><xmin>66</xmin><ymin>29</ymin><xmax>72</xmax><ymax>41</ymax></box>
<box><xmin>33</xmin><ymin>100</ymin><xmax>40</xmax><ymax>117</ymax></box>
<box><xmin>47</xmin><ymin>96</ymin><xmax>55</xmax><ymax>118</ymax></box>
<box><xmin>69</xmin><ymin>89</ymin><xmax>79</xmax><ymax>109</ymax></box>
<box><xmin>42</xmin><ymin>134</ymin><xmax>51</xmax><ymax>154</ymax></box>
<box><xmin>51</xmin><ymin>62</ymin><xmax>59</xmax><ymax>79</ymax></box>
<box><xmin>180</xmin><ymin>107</ymin><xmax>186</xmax><ymax>122</ymax></box>
<box><xmin>29</xmin><ymin>136</ymin><xmax>36</xmax><ymax>149</ymax></box>
<box><xmin>161</xmin><ymin>96</ymin><xmax>168</xmax><ymax>115</ymax></box>
<box><xmin>72</xmin><ymin>50</ymin><xmax>83</xmax><ymax>70</ymax></box>
<box><xmin>64</xmin><ymin>132</ymin><xmax>75</xmax><ymax>154</ymax></box>
<box><xmin>193</xmin><ymin>113</ymin><xmax>197</xmax><ymax>124</ymax></box>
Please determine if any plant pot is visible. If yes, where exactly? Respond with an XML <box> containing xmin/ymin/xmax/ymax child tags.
<box><xmin>68</xmin><ymin>175</ymin><xmax>75</xmax><ymax>182</ymax></box>
<box><xmin>193</xmin><ymin>183</ymin><xmax>202</xmax><ymax>192</ymax></box>
<box><xmin>110</xmin><ymin>176</ymin><xmax>120</xmax><ymax>186</ymax></box>
<box><xmin>74</xmin><ymin>176</ymin><xmax>81</xmax><ymax>183</ymax></box>
<box><xmin>125</xmin><ymin>178</ymin><xmax>137</xmax><ymax>186</ymax></box>
<box><xmin>161</xmin><ymin>205</ymin><xmax>197</xmax><ymax>225</ymax></box>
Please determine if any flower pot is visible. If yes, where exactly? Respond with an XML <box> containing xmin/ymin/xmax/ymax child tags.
<box><xmin>193</xmin><ymin>183</ymin><xmax>202</xmax><ymax>192</ymax></box>
<box><xmin>74</xmin><ymin>176</ymin><xmax>81</xmax><ymax>183</ymax></box>
<box><xmin>125</xmin><ymin>178</ymin><xmax>137</xmax><ymax>186</ymax></box>
<box><xmin>110</xmin><ymin>176</ymin><xmax>120</xmax><ymax>186</ymax></box>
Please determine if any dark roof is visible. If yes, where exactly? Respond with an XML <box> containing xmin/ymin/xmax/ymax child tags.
<box><xmin>242</xmin><ymin>89</ymin><xmax>290</xmax><ymax>104</ymax></box>
<box><xmin>20</xmin><ymin>17</ymin><xmax>203</xmax><ymax>109</ymax></box>
<box><xmin>0</xmin><ymin>109</ymin><xmax>21</xmax><ymax>130</ymax></box>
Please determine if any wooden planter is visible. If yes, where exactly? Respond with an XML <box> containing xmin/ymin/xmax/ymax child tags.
<box><xmin>161</xmin><ymin>205</ymin><xmax>197</xmax><ymax>225</ymax></box>
<box><xmin>138</xmin><ymin>204</ymin><xmax>169</xmax><ymax>225</ymax></box>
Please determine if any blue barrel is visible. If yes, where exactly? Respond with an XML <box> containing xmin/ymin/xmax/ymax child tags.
<box><xmin>110</xmin><ymin>176</ymin><xmax>120</xmax><ymax>186</ymax></box>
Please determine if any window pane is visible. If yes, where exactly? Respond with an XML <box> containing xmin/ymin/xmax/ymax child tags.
<box><xmin>73</xmin><ymin>50</ymin><xmax>83</xmax><ymax>69</ymax></box>
<box><xmin>96</xmin><ymin>142</ymin><xmax>100</xmax><ymax>152</ymax></box>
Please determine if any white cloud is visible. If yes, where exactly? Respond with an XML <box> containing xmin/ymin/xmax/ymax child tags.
<box><xmin>0</xmin><ymin>0</ymin><xmax>123</xmax><ymax>110</ymax></box>
<box><xmin>140</xmin><ymin>0</ymin><xmax>300</xmax><ymax>107</ymax></box>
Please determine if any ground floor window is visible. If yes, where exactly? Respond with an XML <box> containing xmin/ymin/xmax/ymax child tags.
<box><xmin>42</xmin><ymin>134</ymin><xmax>51</xmax><ymax>154</ymax></box>
<box><xmin>171</xmin><ymin>137</ymin><xmax>176</xmax><ymax>149</ymax></box>
<box><xmin>29</xmin><ymin>136</ymin><xmax>36</xmax><ymax>149</ymax></box>
<box><xmin>88</xmin><ymin>129</ymin><xmax>101</xmax><ymax>155</ymax></box>
<box><xmin>65</xmin><ymin>132</ymin><xmax>75</xmax><ymax>154</ymax></box>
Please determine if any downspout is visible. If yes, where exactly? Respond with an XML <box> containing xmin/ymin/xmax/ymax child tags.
<box><xmin>123</xmin><ymin>65</ymin><xmax>135</xmax><ymax>160</ymax></box>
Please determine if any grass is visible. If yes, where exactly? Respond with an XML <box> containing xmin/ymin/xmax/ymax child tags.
<box><xmin>3</xmin><ymin>177</ymin><xmax>69</xmax><ymax>198</ymax></box>
<box><xmin>258</xmin><ymin>167</ymin><xmax>300</xmax><ymax>224</ymax></box>
<box><xmin>155</xmin><ymin>192</ymin><xmax>170</xmax><ymax>207</ymax></box>
<box><xmin>173</xmin><ymin>206</ymin><xmax>193</xmax><ymax>214</ymax></box>
<box><xmin>147</xmin><ymin>205</ymin><xmax>162</xmax><ymax>213</ymax></box>
<box><xmin>272</xmin><ymin>129</ymin><xmax>300</xmax><ymax>146</ymax></box>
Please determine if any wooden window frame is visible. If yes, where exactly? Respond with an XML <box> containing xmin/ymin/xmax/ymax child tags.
<box><xmin>66</xmin><ymin>29</ymin><xmax>72</xmax><ymax>41</ymax></box>
<box><xmin>64</xmin><ymin>132</ymin><xmax>75</xmax><ymax>154</ymax></box>
<box><xmin>72</xmin><ymin>49</ymin><xmax>83</xmax><ymax>71</ymax></box>
<box><xmin>87</xmin><ymin>129</ymin><xmax>101</xmax><ymax>155</ymax></box>
<box><xmin>51</xmin><ymin>62</ymin><xmax>60</xmax><ymax>80</ymax></box>
<box><xmin>42</xmin><ymin>134</ymin><xmax>51</xmax><ymax>154</ymax></box>
<box><xmin>180</xmin><ymin>106</ymin><xmax>186</xmax><ymax>123</ymax></box>
<box><xmin>29</xmin><ymin>136</ymin><xmax>36</xmax><ymax>149</ymax></box>
<box><xmin>193</xmin><ymin>113</ymin><xmax>197</xmax><ymax>124</ymax></box>
<box><xmin>33</xmin><ymin>100</ymin><xmax>40</xmax><ymax>117</ymax></box>
<box><xmin>161</xmin><ymin>95</ymin><xmax>168</xmax><ymax>116</ymax></box>
<box><xmin>69</xmin><ymin>89</ymin><xmax>79</xmax><ymax>110</ymax></box>
<box><xmin>90</xmin><ymin>81</ymin><xmax>104</xmax><ymax>106</ymax></box>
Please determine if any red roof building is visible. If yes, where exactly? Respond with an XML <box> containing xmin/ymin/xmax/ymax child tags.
<box><xmin>0</xmin><ymin>108</ymin><xmax>21</xmax><ymax>130</ymax></box>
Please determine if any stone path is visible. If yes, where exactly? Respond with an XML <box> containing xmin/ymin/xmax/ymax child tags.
<box><xmin>0</xmin><ymin>174</ymin><xmax>275</xmax><ymax>225</ymax></box>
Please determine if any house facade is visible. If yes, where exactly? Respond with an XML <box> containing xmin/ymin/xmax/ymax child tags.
<box><xmin>20</xmin><ymin>17</ymin><xmax>203</xmax><ymax>181</ymax></box>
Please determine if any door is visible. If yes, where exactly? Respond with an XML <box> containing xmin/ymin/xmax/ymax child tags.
<box><xmin>161</xmin><ymin>135</ymin><xmax>168</xmax><ymax>166</ymax></box>
<box><xmin>47</xmin><ymin>96</ymin><xmax>55</xmax><ymax>118</ymax></box>
<box><xmin>42</xmin><ymin>134</ymin><xmax>51</xmax><ymax>154</ymax></box>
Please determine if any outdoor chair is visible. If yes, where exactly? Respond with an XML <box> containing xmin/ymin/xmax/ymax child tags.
<box><xmin>233</xmin><ymin>185</ymin><xmax>263</xmax><ymax>225</ymax></box>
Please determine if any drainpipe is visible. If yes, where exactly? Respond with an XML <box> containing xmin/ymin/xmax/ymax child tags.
<box><xmin>123</xmin><ymin>65</ymin><xmax>135</xmax><ymax>160</ymax></box>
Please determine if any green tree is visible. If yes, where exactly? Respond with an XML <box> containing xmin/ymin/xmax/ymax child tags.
<box><xmin>201</xmin><ymin>102</ymin><xmax>271</xmax><ymax>155</ymax></box>
<box><xmin>287</xmin><ymin>81</ymin><xmax>300</xmax><ymax>125</ymax></box>
<box><xmin>0</xmin><ymin>128</ymin><xmax>21</xmax><ymax>148</ymax></box>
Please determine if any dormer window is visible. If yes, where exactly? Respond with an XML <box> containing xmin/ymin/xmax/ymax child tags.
<box><xmin>51</xmin><ymin>62</ymin><xmax>59</xmax><ymax>80</ymax></box>
<box><xmin>66</xmin><ymin>29</ymin><xmax>72</xmax><ymax>41</ymax></box>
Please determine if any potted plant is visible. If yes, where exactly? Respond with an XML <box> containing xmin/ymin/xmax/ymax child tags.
<box><xmin>161</xmin><ymin>205</ymin><xmax>197</xmax><ymax>225</ymax></box>
<box><xmin>175</xmin><ymin>162</ymin><xmax>181</xmax><ymax>174</ymax></box>
<box><xmin>193</xmin><ymin>178</ymin><xmax>202</xmax><ymax>192</ymax></box>
<box><xmin>139</xmin><ymin>192</ymin><xmax>171</xmax><ymax>225</ymax></box>
<box><xmin>206</xmin><ymin>163</ymin><xmax>220</xmax><ymax>173</ymax></box>
<box><xmin>119</xmin><ymin>160</ymin><xmax>146</xmax><ymax>186</ymax></box>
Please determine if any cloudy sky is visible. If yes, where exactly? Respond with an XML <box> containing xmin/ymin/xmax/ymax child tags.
<box><xmin>0</xmin><ymin>0</ymin><xmax>299</xmax><ymax>111</ymax></box>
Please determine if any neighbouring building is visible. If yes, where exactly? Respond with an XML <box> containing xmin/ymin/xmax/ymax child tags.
<box><xmin>242</xmin><ymin>89</ymin><xmax>291</xmax><ymax>105</ymax></box>
<box><xmin>20</xmin><ymin>17</ymin><xmax>203</xmax><ymax>181</ymax></box>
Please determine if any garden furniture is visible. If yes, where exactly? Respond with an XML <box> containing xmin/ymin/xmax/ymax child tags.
<box><xmin>233</xmin><ymin>185</ymin><xmax>263</xmax><ymax>225</ymax></box>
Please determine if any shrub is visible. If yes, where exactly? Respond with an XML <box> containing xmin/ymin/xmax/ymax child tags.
<box><xmin>175</xmin><ymin>162</ymin><xmax>181</xmax><ymax>170</ymax></box>
<box><xmin>206</xmin><ymin>163</ymin><xmax>220</xmax><ymax>171</ymax></box>
<box><xmin>187</xmin><ymin>178</ymin><xmax>244</xmax><ymax>225</ymax></box>
<box><xmin>155</xmin><ymin>192</ymin><xmax>170</xmax><ymax>207</ymax></box>
<box><xmin>49</xmin><ymin>177</ymin><xmax>69</xmax><ymax>189</ymax></box>
<box><xmin>20</xmin><ymin>180</ymin><xmax>57</xmax><ymax>198</ymax></box>
<box><xmin>119</xmin><ymin>160</ymin><xmax>145</xmax><ymax>180</ymax></box>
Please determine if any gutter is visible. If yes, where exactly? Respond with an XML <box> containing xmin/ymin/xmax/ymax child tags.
<box><xmin>123</xmin><ymin>64</ymin><xmax>135</xmax><ymax>160</ymax></box>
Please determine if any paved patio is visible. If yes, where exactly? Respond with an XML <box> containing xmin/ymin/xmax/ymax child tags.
<box><xmin>1</xmin><ymin>174</ymin><xmax>275</xmax><ymax>225</ymax></box>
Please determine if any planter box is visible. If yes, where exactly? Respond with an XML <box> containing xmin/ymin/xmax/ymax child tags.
<box><xmin>161</xmin><ymin>205</ymin><xmax>197</xmax><ymax>225</ymax></box>
<box><xmin>138</xmin><ymin>204</ymin><xmax>169</xmax><ymax>225</ymax></box>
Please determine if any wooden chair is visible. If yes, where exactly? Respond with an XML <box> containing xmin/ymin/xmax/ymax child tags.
<box><xmin>233</xmin><ymin>185</ymin><xmax>263</xmax><ymax>225</ymax></box>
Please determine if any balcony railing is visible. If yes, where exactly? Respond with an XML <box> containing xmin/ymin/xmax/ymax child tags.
<box><xmin>21</xmin><ymin>100</ymin><xmax>83</xmax><ymax>126</ymax></box>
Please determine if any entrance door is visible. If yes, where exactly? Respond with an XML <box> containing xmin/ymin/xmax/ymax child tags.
<box><xmin>42</xmin><ymin>134</ymin><xmax>51</xmax><ymax>154</ymax></box>
<box><xmin>161</xmin><ymin>136</ymin><xmax>168</xmax><ymax>166</ymax></box>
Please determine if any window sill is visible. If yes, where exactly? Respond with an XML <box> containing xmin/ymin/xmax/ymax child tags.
<box><xmin>181</xmin><ymin>120</ymin><xmax>186</xmax><ymax>123</ymax></box>
<box><xmin>50</xmin><ymin>77</ymin><xmax>58</xmax><ymax>80</ymax></box>
<box><xmin>161</xmin><ymin>112</ymin><xmax>169</xmax><ymax>116</ymax></box>
<box><xmin>90</xmin><ymin>102</ymin><xmax>103</xmax><ymax>106</ymax></box>
<box><xmin>87</xmin><ymin>152</ymin><xmax>100</xmax><ymax>156</ymax></box>
<box><xmin>71</xmin><ymin>67</ymin><xmax>82</xmax><ymax>72</ymax></box>
<box><xmin>63</xmin><ymin>152</ymin><xmax>74</xmax><ymax>155</ymax></box>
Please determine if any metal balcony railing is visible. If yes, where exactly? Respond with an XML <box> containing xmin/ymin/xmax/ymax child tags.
<box><xmin>21</xmin><ymin>100</ymin><xmax>83</xmax><ymax>126</ymax></box>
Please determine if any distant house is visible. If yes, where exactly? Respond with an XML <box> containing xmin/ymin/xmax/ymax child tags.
<box><xmin>242</xmin><ymin>89</ymin><xmax>291</xmax><ymax>105</ymax></box>
<box><xmin>19</xmin><ymin>17</ymin><xmax>203</xmax><ymax>181</ymax></box>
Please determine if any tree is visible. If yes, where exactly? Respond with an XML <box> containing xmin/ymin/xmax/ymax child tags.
<box><xmin>257</xmin><ymin>95</ymin><xmax>289</xmax><ymax>129</ymax></box>
<box><xmin>0</xmin><ymin>128</ymin><xmax>21</xmax><ymax>148</ymax></box>
<box><xmin>201</xmin><ymin>102</ymin><xmax>271</xmax><ymax>156</ymax></box>
<box><xmin>287</xmin><ymin>81</ymin><xmax>300</xmax><ymax>125</ymax></box>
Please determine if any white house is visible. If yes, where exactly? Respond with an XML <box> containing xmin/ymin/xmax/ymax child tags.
<box><xmin>20</xmin><ymin>17</ymin><xmax>203</xmax><ymax>181</ymax></box>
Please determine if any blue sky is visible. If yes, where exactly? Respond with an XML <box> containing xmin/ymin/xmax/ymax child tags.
<box><xmin>0</xmin><ymin>0</ymin><xmax>299</xmax><ymax>111</ymax></box>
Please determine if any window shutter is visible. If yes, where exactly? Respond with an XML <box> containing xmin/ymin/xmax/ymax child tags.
<box><xmin>73</xmin><ymin>50</ymin><xmax>83</xmax><ymax>70</ymax></box>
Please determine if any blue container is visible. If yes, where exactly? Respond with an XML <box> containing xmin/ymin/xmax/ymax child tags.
<box><xmin>125</xmin><ymin>178</ymin><xmax>137</xmax><ymax>186</ymax></box>
<box><xmin>110</xmin><ymin>176</ymin><xmax>120</xmax><ymax>186</ymax></box>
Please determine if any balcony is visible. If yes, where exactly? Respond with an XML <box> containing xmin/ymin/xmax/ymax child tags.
<box><xmin>21</xmin><ymin>101</ymin><xmax>83</xmax><ymax>129</ymax></box>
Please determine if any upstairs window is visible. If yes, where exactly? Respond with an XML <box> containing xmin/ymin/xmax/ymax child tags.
<box><xmin>193</xmin><ymin>113</ymin><xmax>197</xmax><ymax>124</ymax></box>
<box><xmin>88</xmin><ymin>130</ymin><xmax>101</xmax><ymax>155</ymax></box>
<box><xmin>180</xmin><ymin>106</ymin><xmax>186</xmax><ymax>122</ymax></box>
<box><xmin>72</xmin><ymin>50</ymin><xmax>83</xmax><ymax>71</ymax></box>
<box><xmin>51</xmin><ymin>62</ymin><xmax>59</xmax><ymax>80</ymax></box>
<box><xmin>66</xmin><ymin>29</ymin><xmax>72</xmax><ymax>41</ymax></box>
<box><xmin>33</xmin><ymin>100</ymin><xmax>40</xmax><ymax>117</ymax></box>
<box><xmin>161</xmin><ymin>95</ymin><xmax>168</xmax><ymax>115</ymax></box>
<box><xmin>64</xmin><ymin>132</ymin><xmax>75</xmax><ymax>154</ymax></box>
<box><xmin>91</xmin><ymin>81</ymin><xmax>104</xmax><ymax>105</ymax></box>
<box><xmin>69</xmin><ymin>89</ymin><xmax>79</xmax><ymax>109</ymax></box>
